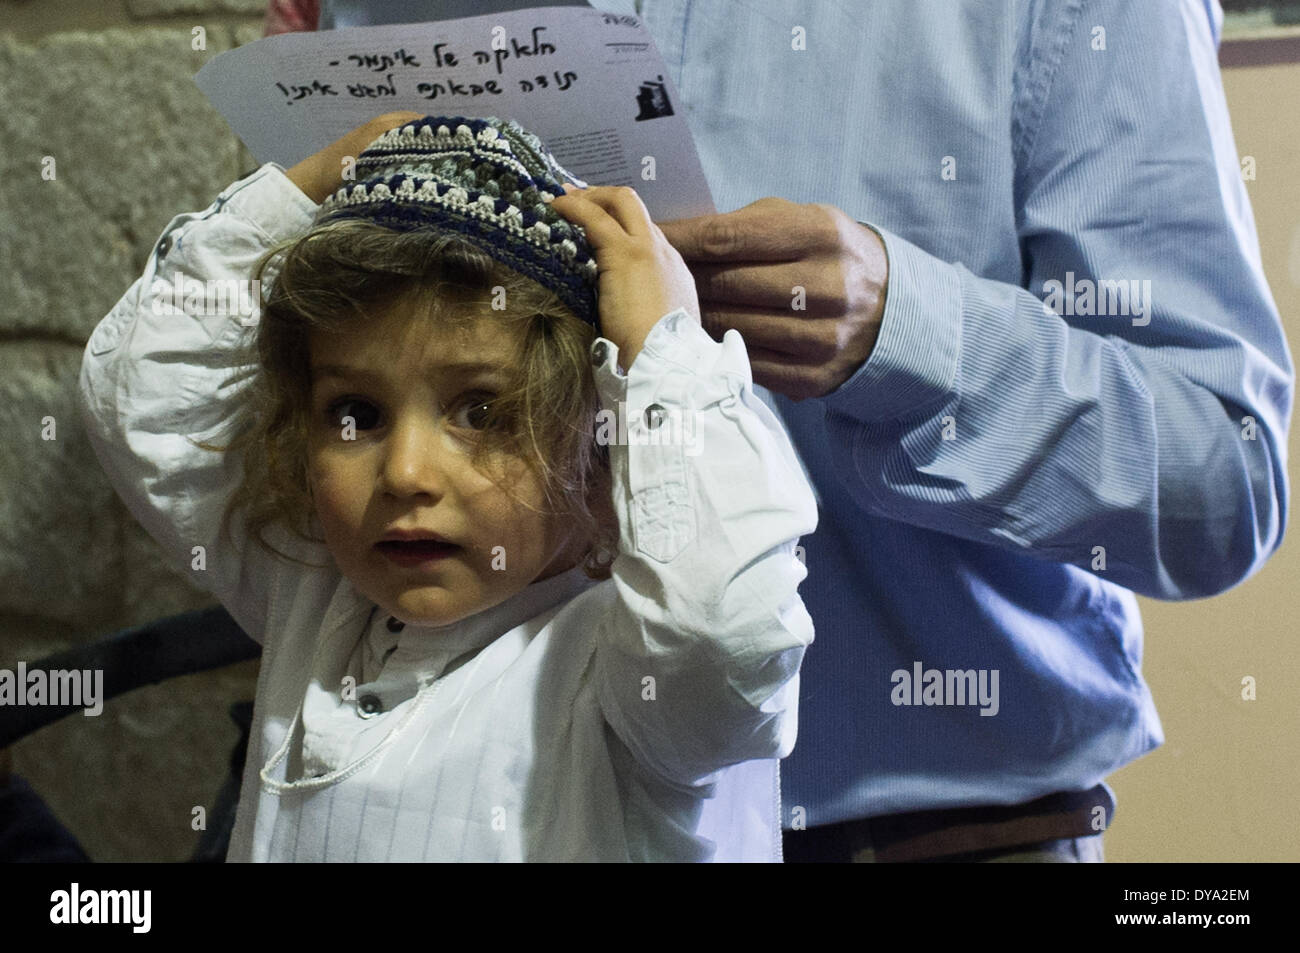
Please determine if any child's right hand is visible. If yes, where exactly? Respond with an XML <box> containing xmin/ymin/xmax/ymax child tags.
<box><xmin>284</xmin><ymin>111</ymin><xmax>426</xmax><ymax>204</ymax></box>
<box><xmin>549</xmin><ymin>184</ymin><xmax>702</xmax><ymax>369</ymax></box>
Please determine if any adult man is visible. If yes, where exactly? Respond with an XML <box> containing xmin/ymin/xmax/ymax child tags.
<box><xmin>308</xmin><ymin>0</ymin><xmax>1292</xmax><ymax>861</ymax></box>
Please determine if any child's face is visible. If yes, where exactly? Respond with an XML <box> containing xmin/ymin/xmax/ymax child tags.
<box><xmin>305</xmin><ymin>298</ymin><xmax>585</xmax><ymax>629</ymax></box>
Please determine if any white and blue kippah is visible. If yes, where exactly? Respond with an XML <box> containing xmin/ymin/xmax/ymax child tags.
<box><xmin>314</xmin><ymin>115</ymin><xmax>600</xmax><ymax>329</ymax></box>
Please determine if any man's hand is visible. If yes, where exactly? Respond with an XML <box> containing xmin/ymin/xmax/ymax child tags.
<box><xmin>284</xmin><ymin>110</ymin><xmax>426</xmax><ymax>204</ymax></box>
<box><xmin>658</xmin><ymin>198</ymin><xmax>888</xmax><ymax>401</ymax></box>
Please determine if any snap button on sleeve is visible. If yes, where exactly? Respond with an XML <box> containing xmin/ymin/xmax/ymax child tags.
<box><xmin>644</xmin><ymin>403</ymin><xmax>666</xmax><ymax>429</ymax></box>
<box><xmin>591</xmin><ymin>340</ymin><xmax>609</xmax><ymax>367</ymax></box>
<box><xmin>358</xmin><ymin>694</ymin><xmax>383</xmax><ymax>717</ymax></box>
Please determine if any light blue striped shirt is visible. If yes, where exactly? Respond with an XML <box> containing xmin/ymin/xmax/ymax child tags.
<box><xmin>323</xmin><ymin>0</ymin><xmax>1293</xmax><ymax>827</ymax></box>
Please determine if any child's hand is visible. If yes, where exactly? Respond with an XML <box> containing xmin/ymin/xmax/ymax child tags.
<box><xmin>549</xmin><ymin>184</ymin><xmax>702</xmax><ymax>368</ymax></box>
<box><xmin>284</xmin><ymin>111</ymin><xmax>426</xmax><ymax>204</ymax></box>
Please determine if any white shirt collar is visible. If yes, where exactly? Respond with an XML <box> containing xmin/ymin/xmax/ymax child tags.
<box><xmin>360</xmin><ymin>563</ymin><xmax>601</xmax><ymax>684</ymax></box>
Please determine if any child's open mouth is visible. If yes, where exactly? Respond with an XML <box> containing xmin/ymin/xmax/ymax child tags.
<box><xmin>376</xmin><ymin>539</ymin><xmax>461</xmax><ymax>567</ymax></box>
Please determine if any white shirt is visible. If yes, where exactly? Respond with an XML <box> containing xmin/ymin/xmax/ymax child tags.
<box><xmin>76</xmin><ymin>163</ymin><xmax>818</xmax><ymax>861</ymax></box>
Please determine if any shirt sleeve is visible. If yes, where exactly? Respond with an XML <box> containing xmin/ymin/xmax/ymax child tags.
<box><xmin>589</xmin><ymin>310</ymin><xmax>819</xmax><ymax>790</ymax></box>
<box><xmin>817</xmin><ymin>0</ymin><xmax>1292</xmax><ymax>601</ymax></box>
<box><xmin>76</xmin><ymin>163</ymin><xmax>322</xmax><ymax>644</ymax></box>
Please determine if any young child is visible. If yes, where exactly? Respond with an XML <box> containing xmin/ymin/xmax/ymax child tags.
<box><xmin>77</xmin><ymin>112</ymin><xmax>818</xmax><ymax>862</ymax></box>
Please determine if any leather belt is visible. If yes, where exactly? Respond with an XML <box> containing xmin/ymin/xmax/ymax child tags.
<box><xmin>793</xmin><ymin>784</ymin><xmax>1114</xmax><ymax>862</ymax></box>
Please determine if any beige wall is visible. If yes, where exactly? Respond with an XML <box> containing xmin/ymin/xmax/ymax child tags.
<box><xmin>1105</xmin><ymin>42</ymin><xmax>1300</xmax><ymax>862</ymax></box>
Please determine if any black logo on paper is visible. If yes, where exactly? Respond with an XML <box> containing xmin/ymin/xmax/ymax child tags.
<box><xmin>635</xmin><ymin>75</ymin><xmax>674</xmax><ymax>120</ymax></box>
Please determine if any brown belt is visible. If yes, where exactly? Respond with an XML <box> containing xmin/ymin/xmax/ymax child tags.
<box><xmin>819</xmin><ymin>784</ymin><xmax>1114</xmax><ymax>862</ymax></box>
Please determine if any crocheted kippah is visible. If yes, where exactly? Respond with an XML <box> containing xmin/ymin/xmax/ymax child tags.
<box><xmin>313</xmin><ymin>115</ymin><xmax>599</xmax><ymax>329</ymax></box>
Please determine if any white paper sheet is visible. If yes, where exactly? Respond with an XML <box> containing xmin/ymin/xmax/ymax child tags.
<box><xmin>194</xmin><ymin>5</ymin><xmax>715</xmax><ymax>219</ymax></box>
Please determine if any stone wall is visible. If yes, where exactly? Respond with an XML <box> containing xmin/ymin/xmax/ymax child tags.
<box><xmin>0</xmin><ymin>0</ymin><xmax>272</xmax><ymax>862</ymax></box>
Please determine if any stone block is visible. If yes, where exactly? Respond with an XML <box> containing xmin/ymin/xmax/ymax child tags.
<box><xmin>0</xmin><ymin>28</ymin><xmax>241</xmax><ymax>339</ymax></box>
<box><xmin>126</xmin><ymin>0</ymin><xmax>268</xmax><ymax>17</ymax></box>
<box><xmin>0</xmin><ymin>343</ymin><xmax>120</xmax><ymax>628</ymax></box>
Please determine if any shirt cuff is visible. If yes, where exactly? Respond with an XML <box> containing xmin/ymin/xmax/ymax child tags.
<box><xmin>820</xmin><ymin>223</ymin><xmax>963</xmax><ymax>422</ymax></box>
<box><xmin>589</xmin><ymin>307</ymin><xmax>727</xmax><ymax>408</ymax></box>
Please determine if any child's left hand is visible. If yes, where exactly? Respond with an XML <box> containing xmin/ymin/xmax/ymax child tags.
<box><xmin>549</xmin><ymin>184</ymin><xmax>701</xmax><ymax>368</ymax></box>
